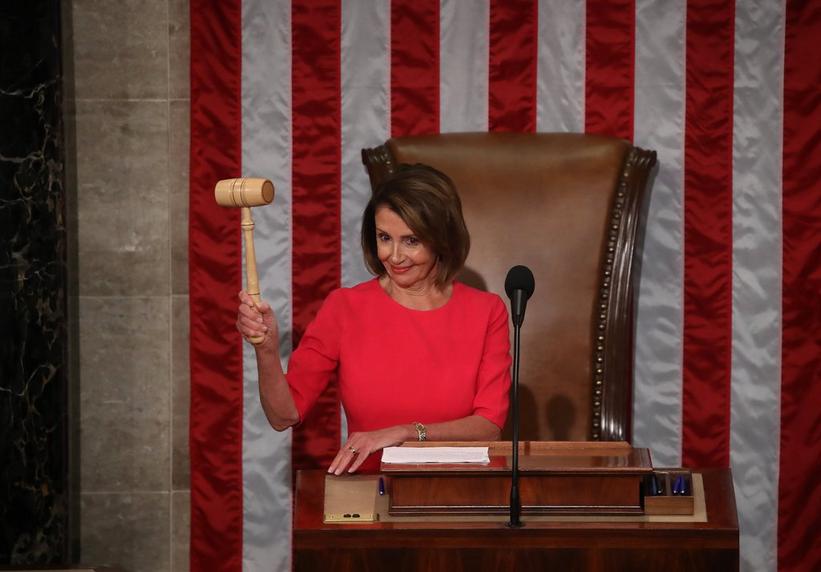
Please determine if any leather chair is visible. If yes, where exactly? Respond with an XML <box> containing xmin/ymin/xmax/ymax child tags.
<box><xmin>362</xmin><ymin>133</ymin><xmax>657</xmax><ymax>442</ymax></box>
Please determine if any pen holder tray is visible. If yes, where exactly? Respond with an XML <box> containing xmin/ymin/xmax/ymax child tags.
<box><xmin>643</xmin><ymin>470</ymin><xmax>694</xmax><ymax>515</ymax></box>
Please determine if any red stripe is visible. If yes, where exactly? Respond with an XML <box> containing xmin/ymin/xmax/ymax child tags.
<box><xmin>391</xmin><ymin>0</ymin><xmax>440</xmax><ymax>135</ymax></box>
<box><xmin>291</xmin><ymin>0</ymin><xmax>342</xmax><ymax>470</ymax></box>
<box><xmin>780</xmin><ymin>2</ymin><xmax>821</xmax><ymax>570</ymax></box>
<box><xmin>584</xmin><ymin>0</ymin><xmax>635</xmax><ymax>139</ymax></box>
<box><xmin>188</xmin><ymin>0</ymin><xmax>243</xmax><ymax>570</ymax></box>
<box><xmin>680</xmin><ymin>0</ymin><xmax>735</xmax><ymax>469</ymax></box>
<box><xmin>489</xmin><ymin>0</ymin><xmax>537</xmax><ymax>132</ymax></box>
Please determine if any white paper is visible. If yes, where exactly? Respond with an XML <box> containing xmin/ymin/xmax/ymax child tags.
<box><xmin>381</xmin><ymin>446</ymin><xmax>490</xmax><ymax>464</ymax></box>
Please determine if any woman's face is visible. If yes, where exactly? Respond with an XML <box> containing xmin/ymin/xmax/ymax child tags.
<box><xmin>375</xmin><ymin>206</ymin><xmax>438</xmax><ymax>290</ymax></box>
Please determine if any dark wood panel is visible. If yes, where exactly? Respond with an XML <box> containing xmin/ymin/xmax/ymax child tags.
<box><xmin>389</xmin><ymin>474</ymin><xmax>642</xmax><ymax>515</ymax></box>
<box><xmin>296</xmin><ymin>547</ymin><xmax>593</xmax><ymax>572</ymax></box>
<box><xmin>294</xmin><ymin>468</ymin><xmax>738</xmax><ymax>571</ymax></box>
<box><xmin>601</xmin><ymin>548</ymin><xmax>739</xmax><ymax>571</ymax></box>
<box><xmin>296</xmin><ymin>547</ymin><xmax>737</xmax><ymax>572</ymax></box>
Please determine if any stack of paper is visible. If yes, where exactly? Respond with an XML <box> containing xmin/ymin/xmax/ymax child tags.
<box><xmin>381</xmin><ymin>446</ymin><xmax>490</xmax><ymax>464</ymax></box>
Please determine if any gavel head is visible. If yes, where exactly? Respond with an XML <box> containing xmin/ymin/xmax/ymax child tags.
<box><xmin>214</xmin><ymin>178</ymin><xmax>275</xmax><ymax>208</ymax></box>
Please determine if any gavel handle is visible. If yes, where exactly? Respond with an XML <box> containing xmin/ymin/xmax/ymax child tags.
<box><xmin>241</xmin><ymin>207</ymin><xmax>265</xmax><ymax>345</ymax></box>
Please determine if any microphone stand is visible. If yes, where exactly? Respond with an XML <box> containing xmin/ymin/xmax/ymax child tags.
<box><xmin>508</xmin><ymin>291</ymin><xmax>524</xmax><ymax>528</ymax></box>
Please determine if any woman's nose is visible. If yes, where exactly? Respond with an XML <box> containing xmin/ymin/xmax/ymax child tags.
<box><xmin>389</xmin><ymin>243</ymin><xmax>403</xmax><ymax>263</ymax></box>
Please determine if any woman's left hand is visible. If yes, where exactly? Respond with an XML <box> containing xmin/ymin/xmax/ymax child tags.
<box><xmin>328</xmin><ymin>425</ymin><xmax>413</xmax><ymax>475</ymax></box>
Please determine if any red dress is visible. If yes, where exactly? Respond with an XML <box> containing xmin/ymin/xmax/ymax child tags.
<box><xmin>286</xmin><ymin>279</ymin><xmax>512</xmax><ymax>454</ymax></box>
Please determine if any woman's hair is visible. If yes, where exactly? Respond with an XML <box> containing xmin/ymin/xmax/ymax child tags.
<box><xmin>361</xmin><ymin>163</ymin><xmax>470</xmax><ymax>287</ymax></box>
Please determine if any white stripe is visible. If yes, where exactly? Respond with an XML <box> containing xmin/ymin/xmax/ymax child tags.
<box><xmin>730</xmin><ymin>2</ymin><xmax>784</xmax><ymax>570</ymax></box>
<box><xmin>632</xmin><ymin>0</ymin><xmax>686</xmax><ymax>467</ymax></box>
<box><xmin>341</xmin><ymin>0</ymin><xmax>391</xmax><ymax>443</ymax></box>
<box><xmin>440</xmin><ymin>0</ymin><xmax>489</xmax><ymax>132</ymax></box>
<box><xmin>341</xmin><ymin>0</ymin><xmax>389</xmax><ymax>289</ymax></box>
<box><xmin>536</xmin><ymin>0</ymin><xmax>585</xmax><ymax>132</ymax></box>
<box><xmin>241</xmin><ymin>1</ymin><xmax>293</xmax><ymax>570</ymax></box>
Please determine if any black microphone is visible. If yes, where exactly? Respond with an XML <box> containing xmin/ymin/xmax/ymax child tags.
<box><xmin>504</xmin><ymin>265</ymin><xmax>535</xmax><ymax>528</ymax></box>
<box><xmin>505</xmin><ymin>265</ymin><xmax>535</xmax><ymax>327</ymax></box>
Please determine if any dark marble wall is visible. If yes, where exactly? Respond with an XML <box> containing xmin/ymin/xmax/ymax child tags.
<box><xmin>0</xmin><ymin>0</ymin><xmax>70</xmax><ymax>565</ymax></box>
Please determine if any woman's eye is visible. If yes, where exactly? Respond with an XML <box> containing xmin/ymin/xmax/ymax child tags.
<box><xmin>377</xmin><ymin>233</ymin><xmax>390</xmax><ymax>242</ymax></box>
<box><xmin>405</xmin><ymin>237</ymin><xmax>419</xmax><ymax>246</ymax></box>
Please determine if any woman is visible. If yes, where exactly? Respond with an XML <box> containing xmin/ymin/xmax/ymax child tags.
<box><xmin>236</xmin><ymin>164</ymin><xmax>511</xmax><ymax>475</ymax></box>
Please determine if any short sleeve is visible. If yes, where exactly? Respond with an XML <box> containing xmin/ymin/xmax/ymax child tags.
<box><xmin>286</xmin><ymin>290</ymin><xmax>344</xmax><ymax>422</ymax></box>
<box><xmin>472</xmin><ymin>295</ymin><xmax>512</xmax><ymax>428</ymax></box>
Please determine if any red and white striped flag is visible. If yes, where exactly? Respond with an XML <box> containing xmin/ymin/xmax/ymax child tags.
<box><xmin>188</xmin><ymin>1</ymin><xmax>820</xmax><ymax>570</ymax></box>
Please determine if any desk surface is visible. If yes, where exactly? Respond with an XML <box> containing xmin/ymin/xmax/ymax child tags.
<box><xmin>294</xmin><ymin>468</ymin><xmax>739</xmax><ymax>571</ymax></box>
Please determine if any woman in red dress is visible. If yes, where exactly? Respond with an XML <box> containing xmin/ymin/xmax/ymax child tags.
<box><xmin>236</xmin><ymin>164</ymin><xmax>511</xmax><ymax>474</ymax></box>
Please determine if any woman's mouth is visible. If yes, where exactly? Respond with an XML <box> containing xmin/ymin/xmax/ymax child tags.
<box><xmin>390</xmin><ymin>264</ymin><xmax>411</xmax><ymax>274</ymax></box>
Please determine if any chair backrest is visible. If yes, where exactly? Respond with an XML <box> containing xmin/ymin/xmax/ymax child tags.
<box><xmin>362</xmin><ymin>133</ymin><xmax>656</xmax><ymax>441</ymax></box>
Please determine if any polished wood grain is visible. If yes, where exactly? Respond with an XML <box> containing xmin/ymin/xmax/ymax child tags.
<box><xmin>384</xmin><ymin>441</ymin><xmax>650</xmax><ymax>515</ymax></box>
<box><xmin>213</xmin><ymin>177</ymin><xmax>275</xmax><ymax>345</ymax></box>
<box><xmin>390</xmin><ymin>474</ymin><xmax>643</xmax><ymax>515</ymax></box>
<box><xmin>294</xmin><ymin>469</ymin><xmax>739</xmax><ymax>572</ymax></box>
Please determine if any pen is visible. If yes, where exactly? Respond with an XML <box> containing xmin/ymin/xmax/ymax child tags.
<box><xmin>649</xmin><ymin>474</ymin><xmax>663</xmax><ymax>496</ymax></box>
<box><xmin>378</xmin><ymin>477</ymin><xmax>385</xmax><ymax>496</ymax></box>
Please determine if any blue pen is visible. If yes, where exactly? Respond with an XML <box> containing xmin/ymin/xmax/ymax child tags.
<box><xmin>673</xmin><ymin>475</ymin><xmax>684</xmax><ymax>495</ymax></box>
<box><xmin>650</xmin><ymin>474</ymin><xmax>661</xmax><ymax>496</ymax></box>
<box><xmin>378</xmin><ymin>477</ymin><xmax>385</xmax><ymax>496</ymax></box>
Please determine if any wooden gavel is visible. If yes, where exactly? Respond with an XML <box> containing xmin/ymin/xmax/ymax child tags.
<box><xmin>214</xmin><ymin>177</ymin><xmax>275</xmax><ymax>345</ymax></box>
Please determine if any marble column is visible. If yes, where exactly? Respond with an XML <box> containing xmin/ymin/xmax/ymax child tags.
<box><xmin>0</xmin><ymin>0</ymin><xmax>70</xmax><ymax>566</ymax></box>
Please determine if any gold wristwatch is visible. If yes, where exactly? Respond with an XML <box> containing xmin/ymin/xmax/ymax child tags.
<box><xmin>413</xmin><ymin>421</ymin><xmax>427</xmax><ymax>441</ymax></box>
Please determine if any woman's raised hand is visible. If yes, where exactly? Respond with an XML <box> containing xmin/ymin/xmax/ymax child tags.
<box><xmin>236</xmin><ymin>290</ymin><xmax>278</xmax><ymax>348</ymax></box>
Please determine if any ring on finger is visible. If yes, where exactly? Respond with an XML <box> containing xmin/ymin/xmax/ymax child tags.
<box><xmin>348</xmin><ymin>446</ymin><xmax>358</xmax><ymax>454</ymax></box>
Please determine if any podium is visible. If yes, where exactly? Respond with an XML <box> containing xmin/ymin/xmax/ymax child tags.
<box><xmin>385</xmin><ymin>441</ymin><xmax>652</xmax><ymax>516</ymax></box>
<box><xmin>293</xmin><ymin>442</ymin><xmax>739</xmax><ymax>571</ymax></box>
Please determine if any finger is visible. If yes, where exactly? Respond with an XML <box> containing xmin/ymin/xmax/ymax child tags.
<box><xmin>237</xmin><ymin>321</ymin><xmax>267</xmax><ymax>340</ymax></box>
<box><xmin>347</xmin><ymin>448</ymin><xmax>371</xmax><ymax>473</ymax></box>
<box><xmin>331</xmin><ymin>444</ymin><xmax>360</xmax><ymax>475</ymax></box>
<box><xmin>237</xmin><ymin>310</ymin><xmax>266</xmax><ymax>330</ymax></box>
<box><xmin>237</xmin><ymin>307</ymin><xmax>258</xmax><ymax>324</ymax></box>
<box><xmin>247</xmin><ymin>296</ymin><xmax>272</xmax><ymax>314</ymax></box>
<box><xmin>256</xmin><ymin>299</ymin><xmax>272</xmax><ymax>313</ymax></box>
<box><xmin>238</xmin><ymin>299</ymin><xmax>261</xmax><ymax>316</ymax></box>
<box><xmin>329</xmin><ymin>449</ymin><xmax>353</xmax><ymax>476</ymax></box>
<box><xmin>329</xmin><ymin>434</ymin><xmax>361</xmax><ymax>472</ymax></box>
<box><xmin>328</xmin><ymin>440</ymin><xmax>357</xmax><ymax>473</ymax></box>
<box><xmin>238</xmin><ymin>290</ymin><xmax>266</xmax><ymax>313</ymax></box>
<box><xmin>327</xmin><ymin>449</ymin><xmax>346</xmax><ymax>474</ymax></box>
<box><xmin>236</xmin><ymin>311</ymin><xmax>268</xmax><ymax>334</ymax></box>
<box><xmin>238</xmin><ymin>303</ymin><xmax>264</xmax><ymax>323</ymax></box>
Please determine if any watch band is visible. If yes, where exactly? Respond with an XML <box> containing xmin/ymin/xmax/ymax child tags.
<box><xmin>413</xmin><ymin>421</ymin><xmax>427</xmax><ymax>441</ymax></box>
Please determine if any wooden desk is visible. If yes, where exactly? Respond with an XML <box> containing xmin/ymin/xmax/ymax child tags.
<box><xmin>294</xmin><ymin>468</ymin><xmax>739</xmax><ymax>571</ymax></box>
